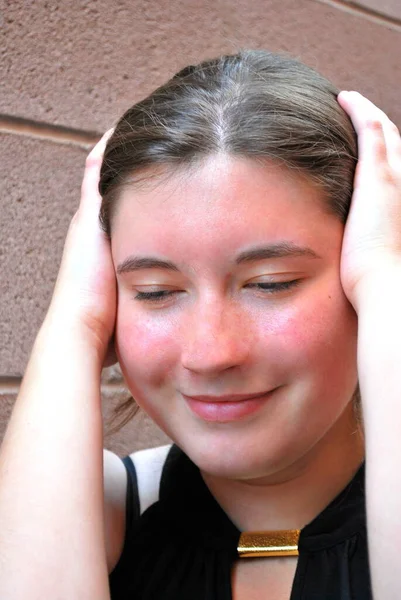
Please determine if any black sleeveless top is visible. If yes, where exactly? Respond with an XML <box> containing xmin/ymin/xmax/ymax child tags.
<box><xmin>109</xmin><ymin>444</ymin><xmax>372</xmax><ymax>599</ymax></box>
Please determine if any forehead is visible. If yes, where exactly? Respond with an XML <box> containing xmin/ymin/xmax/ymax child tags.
<box><xmin>111</xmin><ymin>156</ymin><xmax>339</xmax><ymax>257</ymax></box>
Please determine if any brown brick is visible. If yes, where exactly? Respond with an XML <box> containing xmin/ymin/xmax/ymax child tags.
<box><xmin>101</xmin><ymin>364</ymin><xmax>124</xmax><ymax>385</ymax></box>
<box><xmin>0</xmin><ymin>134</ymin><xmax>87</xmax><ymax>375</ymax></box>
<box><xmin>1</xmin><ymin>0</ymin><xmax>400</xmax><ymax>131</ymax></box>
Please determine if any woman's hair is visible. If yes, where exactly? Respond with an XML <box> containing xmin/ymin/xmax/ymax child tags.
<box><xmin>100</xmin><ymin>49</ymin><xmax>361</xmax><ymax>437</ymax></box>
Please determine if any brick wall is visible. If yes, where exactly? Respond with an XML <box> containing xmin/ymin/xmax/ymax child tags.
<box><xmin>1</xmin><ymin>0</ymin><xmax>400</xmax><ymax>457</ymax></box>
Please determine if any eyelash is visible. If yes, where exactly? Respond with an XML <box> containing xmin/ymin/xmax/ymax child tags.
<box><xmin>134</xmin><ymin>280</ymin><xmax>300</xmax><ymax>302</ymax></box>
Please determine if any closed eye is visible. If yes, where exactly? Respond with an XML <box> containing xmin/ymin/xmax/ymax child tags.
<box><xmin>134</xmin><ymin>280</ymin><xmax>301</xmax><ymax>303</ymax></box>
<box><xmin>134</xmin><ymin>290</ymin><xmax>179</xmax><ymax>302</ymax></box>
<box><xmin>245</xmin><ymin>280</ymin><xmax>301</xmax><ymax>294</ymax></box>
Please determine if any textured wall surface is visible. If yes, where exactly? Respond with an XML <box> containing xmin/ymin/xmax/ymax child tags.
<box><xmin>1</xmin><ymin>0</ymin><xmax>400</xmax><ymax>457</ymax></box>
<box><xmin>348</xmin><ymin>0</ymin><xmax>401</xmax><ymax>20</ymax></box>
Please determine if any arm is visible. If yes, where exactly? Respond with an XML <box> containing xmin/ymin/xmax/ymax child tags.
<box><xmin>0</xmin><ymin>322</ymin><xmax>110</xmax><ymax>599</ymax></box>
<box><xmin>337</xmin><ymin>91</ymin><xmax>401</xmax><ymax>599</ymax></box>
<box><xmin>0</xmin><ymin>130</ymin><xmax>116</xmax><ymax>599</ymax></box>
<box><xmin>356</xmin><ymin>273</ymin><xmax>401</xmax><ymax>599</ymax></box>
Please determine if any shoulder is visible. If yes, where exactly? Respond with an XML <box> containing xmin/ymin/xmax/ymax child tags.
<box><xmin>104</xmin><ymin>444</ymin><xmax>173</xmax><ymax>574</ymax></box>
<box><xmin>128</xmin><ymin>444</ymin><xmax>173</xmax><ymax>515</ymax></box>
<box><xmin>104</xmin><ymin>443</ymin><xmax>174</xmax><ymax>516</ymax></box>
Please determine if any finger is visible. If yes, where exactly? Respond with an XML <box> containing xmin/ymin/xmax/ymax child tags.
<box><xmin>367</xmin><ymin>104</ymin><xmax>401</xmax><ymax>173</ymax></box>
<box><xmin>383</xmin><ymin>119</ymin><xmax>401</xmax><ymax>173</ymax></box>
<box><xmin>338</xmin><ymin>91</ymin><xmax>401</xmax><ymax>172</ymax></box>
<box><xmin>86</xmin><ymin>128</ymin><xmax>115</xmax><ymax>163</ymax></box>
<box><xmin>80</xmin><ymin>128</ymin><xmax>115</xmax><ymax>216</ymax></box>
<box><xmin>339</xmin><ymin>92</ymin><xmax>387</xmax><ymax>179</ymax></box>
<box><xmin>349</xmin><ymin>121</ymin><xmax>388</xmax><ymax>190</ymax></box>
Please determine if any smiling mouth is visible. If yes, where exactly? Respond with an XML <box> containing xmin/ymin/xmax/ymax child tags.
<box><xmin>182</xmin><ymin>390</ymin><xmax>272</xmax><ymax>403</ymax></box>
<box><xmin>182</xmin><ymin>389</ymin><xmax>277</xmax><ymax>422</ymax></box>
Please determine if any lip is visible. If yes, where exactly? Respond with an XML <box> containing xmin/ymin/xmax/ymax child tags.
<box><xmin>182</xmin><ymin>389</ymin><xmax>276</xmax><ymax>422</ymax></box>
<box><xmin>183</xmin><ymin>391</ymin><xmax>270</xmax><ymax>403</ymax></box>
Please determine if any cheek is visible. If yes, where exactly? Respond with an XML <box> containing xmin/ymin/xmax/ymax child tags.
<box><xmin>274</xmin><ymin>292</ymin><xmax>358</xmax><ymax>378</ymax></box>
<box><xmin>254</xmin><ymin>287</ymin><xmax>358</xmax><ymax>380</ymax></box>
<box><xmin>115</xmin><ymin>302</ymin><xmax>179</xmax><ymax>383</ymax></box>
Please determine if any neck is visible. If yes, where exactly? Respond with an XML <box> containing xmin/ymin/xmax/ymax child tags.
<box><xmin>201</xmin><ymin>402</ymin><xmax>365</xmax><ymax>532</ymax></box>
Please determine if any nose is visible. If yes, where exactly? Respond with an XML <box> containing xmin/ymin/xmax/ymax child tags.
<box><xmin>181</xmin><ymin>297</ymin><xmax>251</xmax><ymax>374</ymax></box>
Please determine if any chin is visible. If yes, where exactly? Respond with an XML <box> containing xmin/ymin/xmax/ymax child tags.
<box><xmin>172</xmin><ymin>427</ymin><xmax>307</xmax><ymax>481</ymax></box>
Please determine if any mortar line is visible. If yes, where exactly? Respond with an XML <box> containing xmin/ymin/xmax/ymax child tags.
<box><xmin>101</xmin><ymin>382</ymin><xmax>129</xmax><ymax>392</ymax></box>
<box><xmin>0</xmin><ymin>377</ymin><xmax>127</xmax><ymax>395</ymax></box>
<box><xmin>0</xmin><ymin>114</ymin><xmax>101</xmax><ymax>149</ymax></box>
<box><xmin>0</xmin><ymin>377</ymin><xmax>21</xmax><ymax>394</ymax></box>
<box><xmin>316</xmin><ymin>0</ymin><xmax>401</xmax><ymax>31</ymax></box>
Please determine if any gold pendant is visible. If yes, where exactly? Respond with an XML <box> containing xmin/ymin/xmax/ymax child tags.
<box><xmin>237</xmin><ymin>530</ymin><xmax>300</xmax><ymax>558</ymax></box>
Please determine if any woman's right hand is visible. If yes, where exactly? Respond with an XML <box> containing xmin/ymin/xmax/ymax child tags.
<box><xmin>45</xmin><ymin>130</ymin><xmax>117</xmax><ymax>366</ymax></box>
<box><xmin>0</xmin><ymin>130</ymin><xmax>117</xmax><ymax>600</ymax></box>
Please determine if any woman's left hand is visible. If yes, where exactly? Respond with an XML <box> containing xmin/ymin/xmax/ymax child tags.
<box><xmin>337</xmin><ymin>91</ymin><xmax>401</xmax><ymax>311</ymax></box>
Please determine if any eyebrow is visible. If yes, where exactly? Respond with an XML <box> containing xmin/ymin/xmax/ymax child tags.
<box><xmin>116</xmin><ymin>242</ymin><xmax>321</xmax><ymax>275</ymax></box>
<box><xmin>235</xmin><ymin>242</ymin><xmax>321</xmax><ymax>264</ymax></box>
<box><xmin>117</xmin><ymin>256</ymin><xmax>180</xmax><ymax>274</ymax></box>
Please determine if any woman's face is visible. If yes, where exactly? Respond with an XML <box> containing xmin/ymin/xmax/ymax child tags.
<box><xmin>111</xmin><ymin>156</ymin><xmax>358</xmax><ymax>479</ymax></box>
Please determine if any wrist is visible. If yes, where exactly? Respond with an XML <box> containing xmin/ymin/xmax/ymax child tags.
<box><xmin>36</xmin><ymin>310</ymin><xmax>107</xmax><ymax>370</ymax></box>
<box><xmin>18</xmin><ymin>317</ymin><xmax>104</xmax><ymax>414</ymax></box>
<box><xmin>352</xmin><ymin>264</ymin><xmax>401</xmax><ymax>314</ymax></box>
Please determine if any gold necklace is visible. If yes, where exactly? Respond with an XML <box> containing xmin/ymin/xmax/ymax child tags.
<box><xmin>238</xmin><ymin>530</ymin><xmax>300</xmax><ymax>558</ymax></box>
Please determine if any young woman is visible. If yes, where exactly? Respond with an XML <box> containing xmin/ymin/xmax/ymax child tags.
<box><xmin>0</xmin><ymin>50</ymin><xmax>400</xmax><ymax>600</ymax></box>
